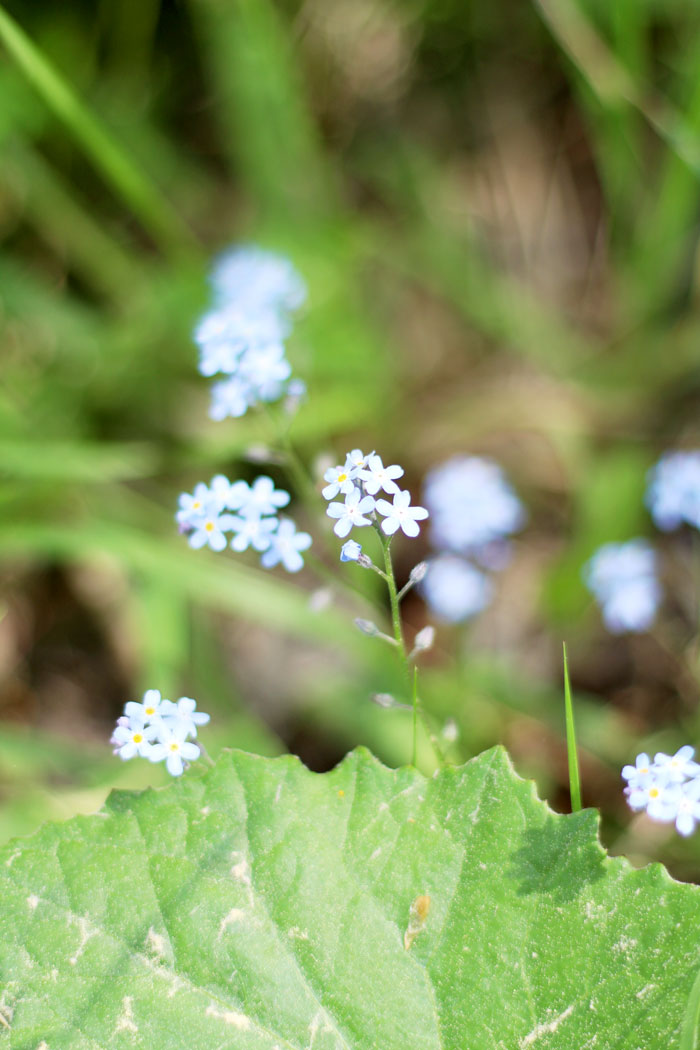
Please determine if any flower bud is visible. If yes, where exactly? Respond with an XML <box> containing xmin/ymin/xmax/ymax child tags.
<box><xmin>409</xmin><ymin>561</ymin><xmax>428</xmax><ymax>584</ymax></box>
<box><xmin>371</xmin><ymin>692</ymin><xmax>396</xmax><ymax>708</ymax></box>
<box><xmin>354</xmin><ymin>618</ymin><xmax>379</xmax><ymax>637</ymax></box>
<box><xmin>413</xmin><ymin>625</ymin><xmax>435</xmax><ymax>653</ymax></box>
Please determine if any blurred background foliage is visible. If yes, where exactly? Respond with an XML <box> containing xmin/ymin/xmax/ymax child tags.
<box><xmin>2</xmin><ymin>0</ymin><xmax>700</xmax><ymax>877</ymax></box>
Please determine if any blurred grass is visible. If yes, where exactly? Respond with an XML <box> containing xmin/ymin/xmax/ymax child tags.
<box><xmin>2</xmin><ymin>0</ymin><xmax>700</xmax><ymax>877</ymax></box>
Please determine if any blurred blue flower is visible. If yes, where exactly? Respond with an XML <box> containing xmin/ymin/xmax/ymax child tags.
<box><xmin>196</xmin><ymin>245</ymin><xmax>307</xmax><ymax>418</ymax></box>
<box><xmin>423</xmin><ymin>455</ymin><xmax>525</xmax><ymax>555</ymax></box>
<box><xmin>646</xmin><ymin>450</ymin><xmax>700</xmax><ymax>531</ymax></box>
<box><xmin>583</xmin><ymin>540</ymin><xmax>661</xmax><ymax>633</ymax></box>
<box><xmin>340</xmin><ymin>539</ymin><xmax>362</xmax><ymax>562</ymax></box>
<box><xmin>209</xmin><ymin>245</ymin><xmax>307</xmax><ymax>317</ymax></box>
<box><xmin>194</xmin><ymin>306</ymin><xmax>287</xmax><ymax>378</ymax></box>
<box><xmin>421</xmin><ymin>555</ymin><xmax>492</xmax><ymax>623</ymax></box>
<box><xmin>261</xmin><ymin>519</ymin><xmax>312</xmax><ymax>573</ymax></box>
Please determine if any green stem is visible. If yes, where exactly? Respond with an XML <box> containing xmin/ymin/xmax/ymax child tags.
<box><xmin>380</xmin><ymin>531</ymin><xmax>410</xmax><ymax>681</ymax></box>
<box><xmin>0</xmin><ymin>3</ymin><xmax>196</xmax><ymax>259</ymax></box>
<box><xmin>563</xmin><ymin>642</ymin><xmax>583</xmax><ymax>812</ymax></box>
<box><xmin>379</xmin><ymin>529</ymin><xmax>444</xmax><ymax>767</ymax></box>
<box><xmin>412</xmin><ymin>666</ymin><xmax>418</xmax><ymax>768</ymax></box>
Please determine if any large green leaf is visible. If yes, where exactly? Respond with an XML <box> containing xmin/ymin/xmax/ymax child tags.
<box><xmin>2</xmin><ymin>747</ymin><xmax>699</xmax><ymax>1047</ymax></box>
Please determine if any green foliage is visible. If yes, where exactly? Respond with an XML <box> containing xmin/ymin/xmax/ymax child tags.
<box><xmin>3</xmin><ymin>747</ymin><xmax>700</xmax><ymax>1046</ymax></box>
<box><xmin>3</xmin><ymin>0</ymin><xmax>700</xmax><ymax>874</ymax></box>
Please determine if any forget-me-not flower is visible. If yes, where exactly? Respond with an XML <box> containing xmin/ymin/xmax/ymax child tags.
<box><xmin>148</xmin><ymin>725</ymin><xmax>201</xmax><ymax>777</ymax></box>
<box><xmin>196</xmin><ymin>245</ymin><xmax>307</xmax><ymax>419</ymax></box>
<box><xmin>646</xmin><ymin>450</ymin><xmax>700</xmax><ymax>532</ymax></box>
<box><xmin>583</xmin><ymin>539</ymin><xmax>661</xmax><ymax>633</ymax></box>
<box><xmin>111</xmin><ymin>721</ymin><xmax>158</xmax><ymax>760</ymax></box>
<box><xmin>178</xmin><ymin>473</ymin><xmax>308</xmax><ymax>572</ymax></box>
<box><xmin>195</xmin><ymin>307</ymin><xmax>286</xmax><ymax>378</ymax></box>
<box><xmin>209</xmin><ymin>245</ymin><xmax>307</xmax><ymax>317</ymax></box>
<box><xmin>124</xmin><ymin>689</ymin><xmax>167</xmax><ymax>726</ymax></box>
<box><xmin>322</xmin><ymin>464</ymin><xmax>358</xmax><ymax>501</ymax></box>
<box><xmin>673</xmin><ymin>781</ymin><xmax>700</xmax><ymax>836</ymax></box>
<box><xmin>232</xmin><ymin>476</ymin><xmax>291</xmax><ymax>518</ymax></box>
<box><xmin>111</xmin><ymin>691</ymin><xmax>210</xmax><ymax>776</ymax></box>
<box><xmin>327</xmin><ymin>489</ymin><xmax>376</xmax><ymax>537</ymax></box>
<box><xmin>188</xmin><ymin>513</ymin><xmax>236</xmax><ymax>552</ymax></box>
<box><xmin>653</xmin><ymin>745</ymin><xmax>700</xmax><ymax>783</ymax></box>
<box><xmin>423</xmin><ymin>455</ymin><xmax>525</xmax><ymax>554</ymax></box>
<box><xmin>622</xmin><ymin>745</ymin><xmax>700</xmax><ymax>835</ymax></box>
<box><xmin>359</xmin><ymin>454</ymin><xmax>404</xmax><ymax>496</ymax></box>
<box><xmin>375</xmin><ymin>490</ymin><xmax>429</xmax><ymax>538</ymax></box>
<box><xmin>209</xmin><ymin>376</ymin><xmax>252</xmax><ymax>420</ymax></box>
<box><xmin>421</xmin><ymin>555</ymin><xmax>492</xmax><ymax>623</ymax></box>
<box><xmin>340</xmin><ymin>539</ymin><xmax>362</xmax><ymax>562</ymax></box>
<box><xmin>261</xmin><ymin>519</ymin><xmax>312</xmax><ymax>573</ymax></box>
<box><xmin>159</xmin><ymin>696</ymin><xmax>211</xmax><ymax>739</ymax></box>
<box><xmin>621</xmin><ymin>752</ymin><xmax>655</xmax><ymax>791</ymax></box>
<box><xmin>229</xmin><ymin>514</ymin><xmax>278</xmax><ymax>553</ymax></box>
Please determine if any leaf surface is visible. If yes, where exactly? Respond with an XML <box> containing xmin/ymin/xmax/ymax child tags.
<box><xmin>1</xmin><ymin>747</ymin><xmax>699</xmax><ymax>1048</ymax></box>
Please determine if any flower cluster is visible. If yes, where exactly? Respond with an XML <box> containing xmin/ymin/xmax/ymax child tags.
<box><xmin>177</xmin><ymin>474</ymin><xmax>311</xmax><ymax>572</ymax></box>
<box><xmin>583</xmin><ymin>540</ymin><xmax>660</xmax><ymax>634</ymax></box>
<box><xmin>420</xmin><ymin>455</ymin><xmax>524</xmax><ymax>623</ymax></box>
<box><xmin>322</xmin><ymin>450</ymin><xmax>428</xmax><ymax>551</ymax></box>
<box><xmin>194</xmin><ymin>245</ymin><xmax>307</xmax><ymax>420</ymax></box>
<box><xmin>623</xmin><ymin>747</ymin><xmax>700</xmax><ymax>836</ymax></box>
<box><xmin>110</xmin><ymin>689</ymin><xmax>209</xmax><ymax>776</ymax></box>
<box><xmin>646</xmin><ymin>450</ymin><xmax>700</xmax><ymax>532</ymax></box>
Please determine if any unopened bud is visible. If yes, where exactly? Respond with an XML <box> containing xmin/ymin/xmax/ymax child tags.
<box><xmin>309</xmin><ymin>587</ymin><xmax>332</xmax><ymax>612</ymax></box>
<box><xmin>442</xmin><ymin>718</ymin><xmax>459</xmax><ymax>744</ymax></box>
<box><xmin>354</xmin><ymin>618</ymin><xmax>379</xmax><ymax>637</ymax></box>
<box><xmin>357</xmin><ymin>553</ymin><xmax>374</xmax><ymax>569</ymax></box>
<box><xmin>413</xmin><ymin>625</ymin><xmax>435</xmax><ymax>653</ymax></box>
<box><xmin>371</xmin><ymin>692</ymin><xmax>396</xmax><ymax>708</ymax></box>
<box><xmin>409</xmin><ymin>561</ymin><xmax>428</xmax><ymax>584</ymax></box>
<box><xmin>370</xmin><ymin>691</ymin><xmax>411</xmax><ymax>710</ymax></box>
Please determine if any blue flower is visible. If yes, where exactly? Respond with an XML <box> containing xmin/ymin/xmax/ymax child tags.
<box><xmin>375</xmin><ymin>489</ymin><xmax>429</xmax><ymax>538</ymax></box>
<box><xmin>326</xmin><ymin>488</ymin><xmax>375</xmax><ymax>538</ymax></box>
<box><xmin>340</xmin><ymin>539</ymin><xmax>362</xmax><ymax>562</ymax></box>
<box><xmin>583</xmin><ymin>540</ymin><xmax>661</xmax><ymax>633</ymax></box>
<box><xmin>188</xmin><ymin>512</ymin><xmax>236</xmax><ymax>552</ymax></box>
<box><xmin>260</xmin><ymin>519</ymin><xmax>312</xmax><ymax>573</ymax></box>
<box><xmin>194</xmin><ymin>307</ymin><xmax>286</xmax><ymax>378</ymax></box>
<box><xmin>195</xmin><ymin>246</ymin><xmax>307</xmax><ymax>419</ymax></box>
<box><xmin>176</xmin><ymin>477</ymin><xmax>233</xmax><ymax>531</ymax></box>
<box><xmin>229</xmin><ymin>476</ymin><xmax>291</xmax><ymax>518</ymax></box>
<box><xmin>209</xmin><ymin>245</ymin><xmax>307</xmax><ymax>317</ymax></box>
<box><xmin>229</xmin><ymin>515</ymin><xmax>278</xmax><ymax>553</ymax></box>
<box><xmin>622</xmin><ymin>746</ymin><xmax>700</xmax><ymax>835</ymax></box>
<box><xmin>423</xmin><ymin>455</ymin><xmax>524</xmax><ymax>554</ymax></box>
<box><xmin>646</xmin><ymin>451</ymin><xmax>700</xmax><ymax>531</ymax></box>
<box><xmin>421</xmin><ymin>555</ymin><xmax>492</xmax><ymax>623</ymax></box>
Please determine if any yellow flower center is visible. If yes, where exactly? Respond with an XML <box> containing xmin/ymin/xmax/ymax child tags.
<box><xmin>193</xmin><ymin>501</ymin><xmax>202</xmax><ymax>510</ymax></box>
<box><xmin>649</xmin><ymin>787</ymin><xmax>659</xmax><ymax>798</ymax></box>
<box><xmin>338</xmin><ymin>473</ymin><xmax>348</xmax><ymax>483</ymax></box>
<box><xmin>205</xmin><ymin>521</ymin><xmax>215</xmax><ymax>532</ymax></box>
<box><xmin>145</xmin><ymin>707</ymin><xmax>155</xmax><ymax>716</ymax></box>
<box><xmin>169</xmin><ymin>742</ymin><xmax>180</xmax><ymax>752</ymax></box>
<box><xmin>133</xmin><ymin>733</ymin><xmax>143</xmax><ymax>744</ymax></box>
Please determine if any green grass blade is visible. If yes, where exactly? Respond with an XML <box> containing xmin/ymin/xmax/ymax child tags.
<box><xmin>0</xmin><ymin>3</ymin><xmax>196</xmax><ymax>258</ymax></box>
<box><xmin>2</xmin><ymin>141</ymin><xmax>140</xmax><ymax>301</ymax></box>
<box><xmin>534</xmin><ymin>0</ymin><xmax>700</xmax><ymax>178</ymax></box>
<box><xmin>190</xmin><ymin>0</ymin><xmax>333</xmax><ymax>221</ymax></box>
<box><xmin>563</xmin><ymin>641</ymin><xmax>582</xmax><ymax>811</ymax></box>
<box><xmin>681</xmin><ymin>966</ymin><xmax>700</xmax><ymax>1050</ymax></box>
